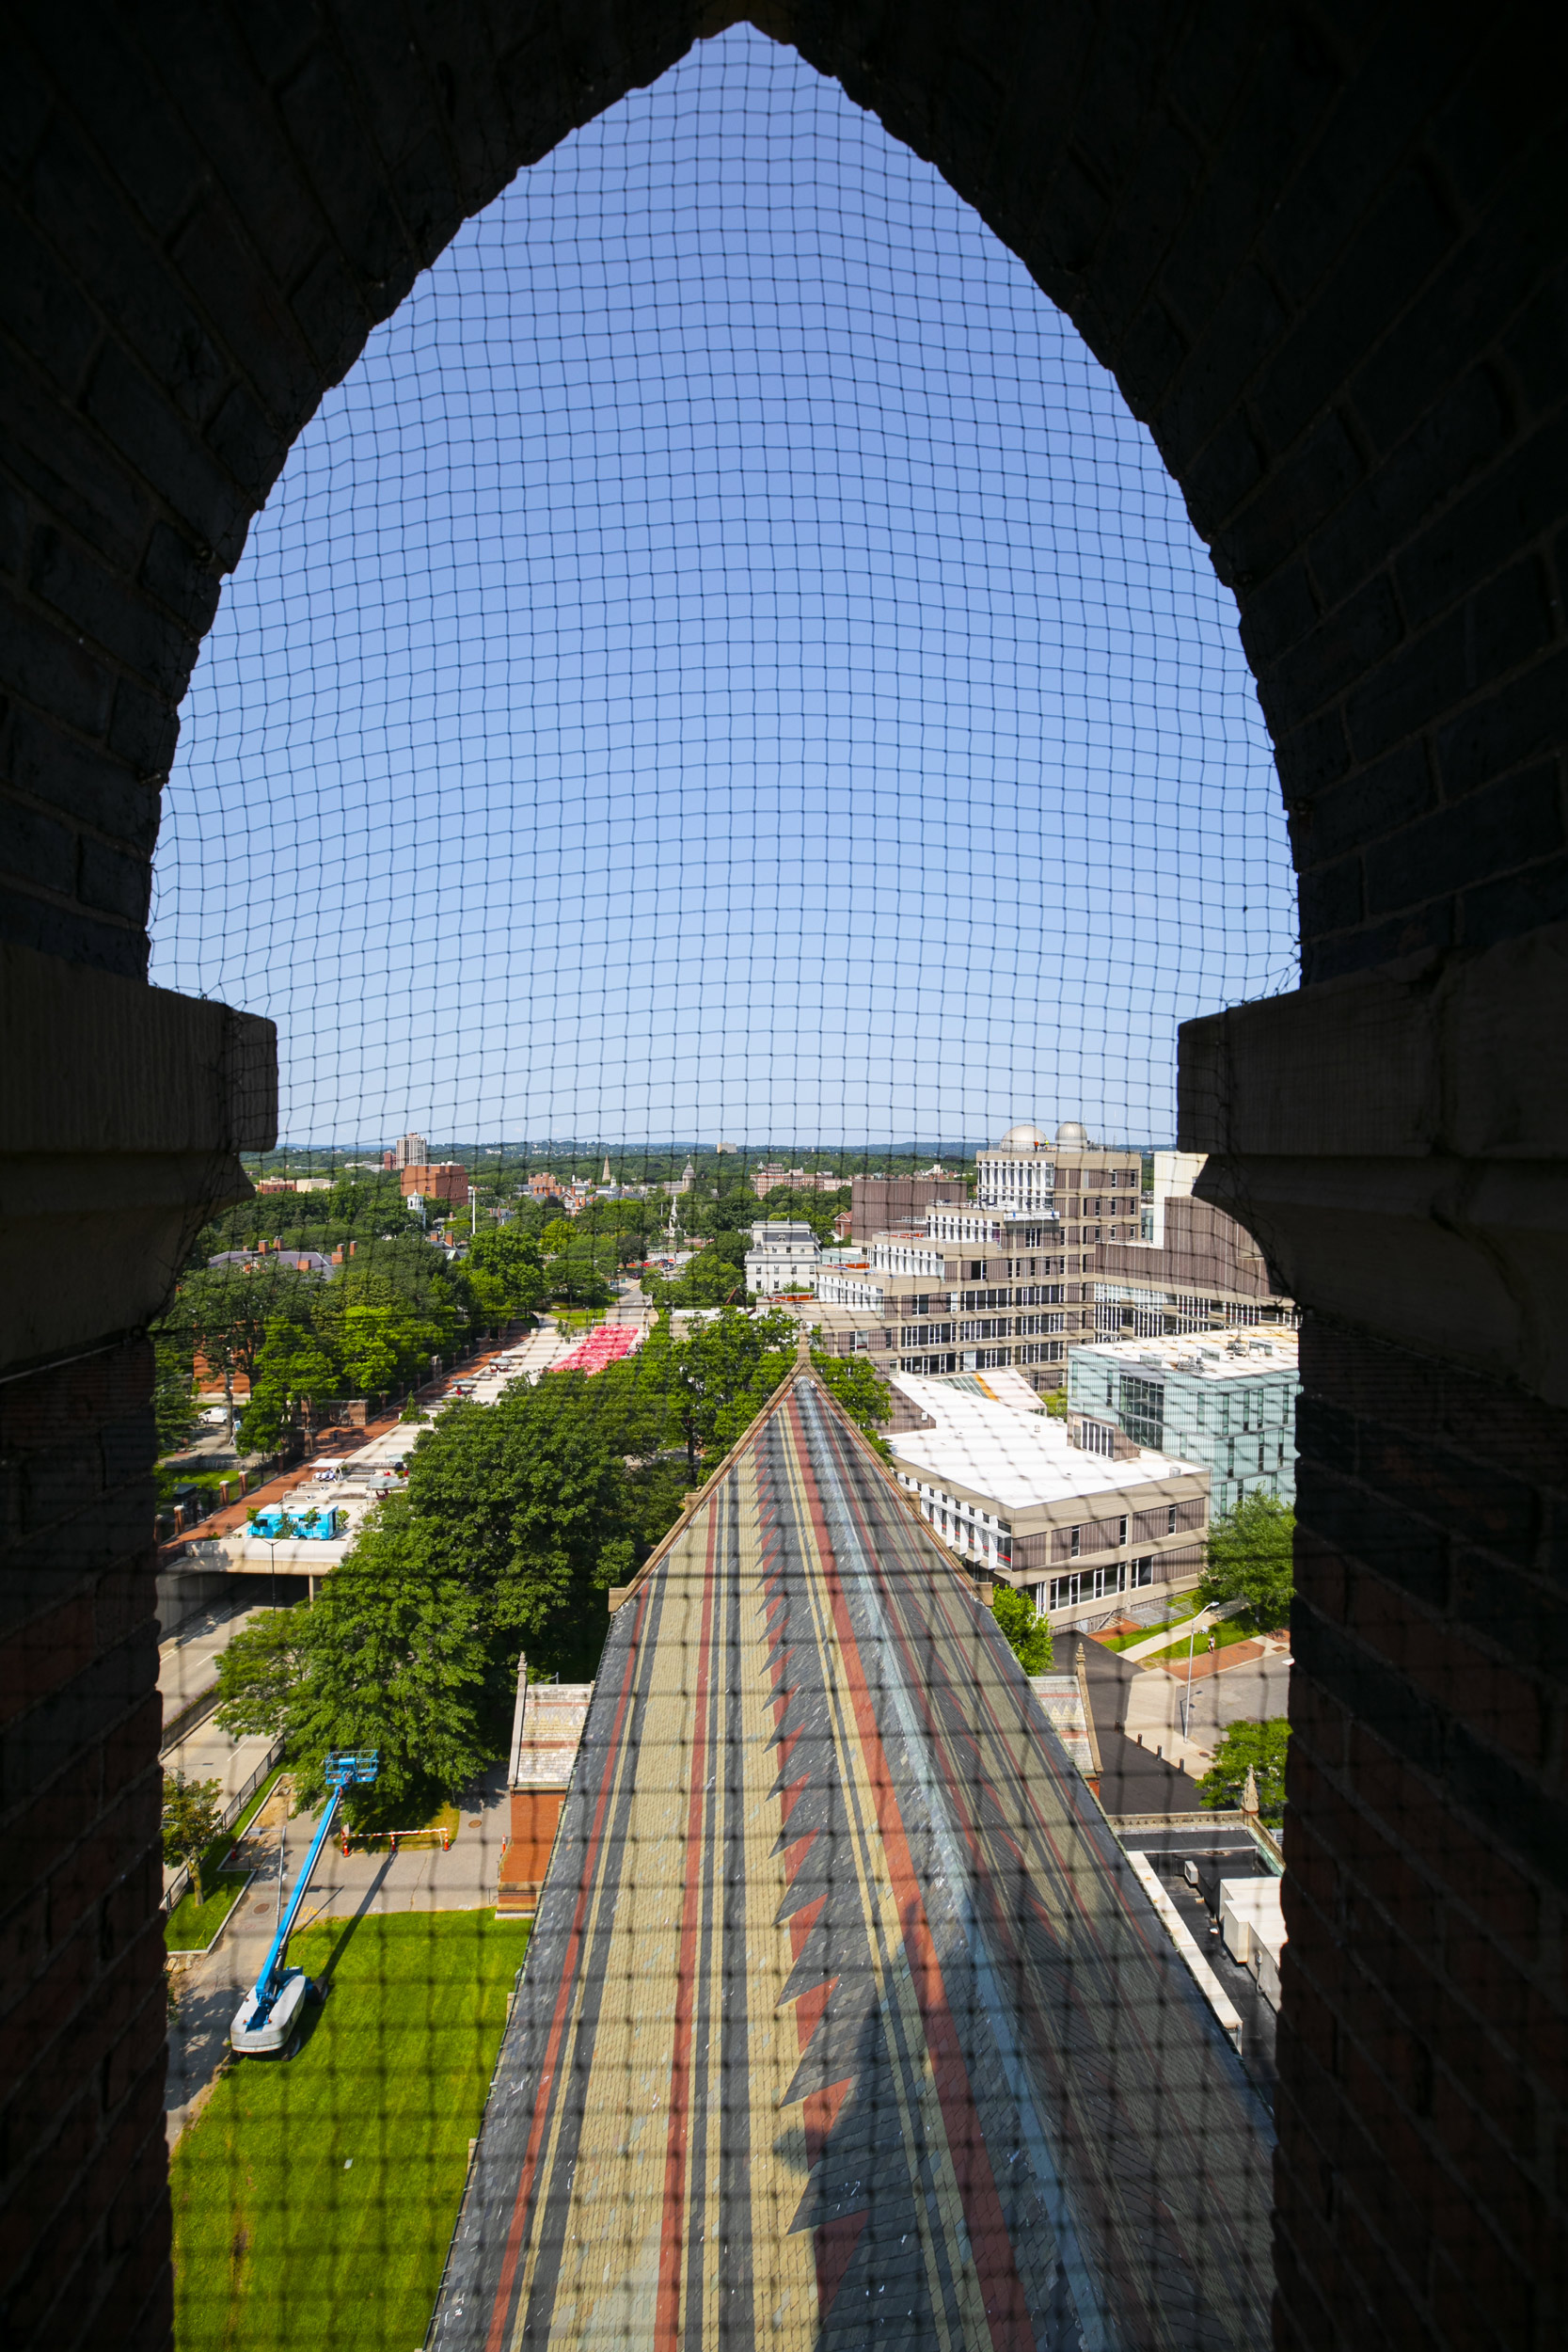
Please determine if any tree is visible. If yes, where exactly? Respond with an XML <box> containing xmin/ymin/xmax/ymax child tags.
<box><xmin>399</xmin><ymin>1378</ymin><xmax>639</xmax><ymax>1677</ymax></box>
<box><xmin>162</xmin><ymin>1772</ymin><xmax>225</xmax><ymax>1908</ymax></box>
<box><xmin>1197</xmin><ymin>1718</ymin><xmax>1290</xmax><ymax>1820</ymax></box>
<box><xmin>811</xmin><ymin>1353</ymin><xmax>893</xmax><ymax>1449</ymax></box>
<box><xmin>214</xmin><ymin>1608</ymin><xmax>307</xmax><ymax>1737</ymax></box>
<box><xmin>671</xmin><ymin>1307</ymin><xmax>798</xmax><ymax>1478</ymax></box>
<box><xmin>166</xmin><ymin>1263</ymin><xmax>320</xmax><ymax>1434</ymax></box>
<box><xmin>1199</xmin><ymin>1491</ymin><xmax>1295</xmax><ymax>1631</ymax></box>
<box><xmin>643</xmin><ymin>1246</ymin><xmax>749</xmax><ymax>1311</ymax></box>
<box><xmin>238</xmin><ymin>1318</ymin><xmax>341</xmax><ymax>1453</ymax></box>
<box><xmin>214</xmin><ymin>1515</ymin><xmax>495</xmax><ymax>1821</ymax></box>
<box><xmin>991</xmin><ymin>1585</ymin><xmax>1053</xmax><ymax>1673</ymax></box>
<box><xmin>544</xmin><ymin>1251</ymin><xmax>615</xmax><ymax>1307</ymax></box>
<box><xmin>465</xmin><ymin>1224</ymin><xmax>546</xmax><ymax>1326</ymax></box>
<box><xmin>152</xmin><ymin>1328</ymin><xmax>199</xmax><ymax>1457</ymax></box>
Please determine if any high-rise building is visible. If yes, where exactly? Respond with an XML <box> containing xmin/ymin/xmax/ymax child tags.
<box><xmin>390</xmin><ymin>1132</ymin><xmax>429</xmax><ymax>1168</ymax></box>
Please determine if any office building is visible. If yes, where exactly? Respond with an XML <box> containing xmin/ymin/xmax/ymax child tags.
<box><xmin>388</xmin><ymin>1132</ymin><xmax>429</xmax><ymax>1169</ymax></box>
<box><xmin>816</xmin><ymin>1120</ymin><xmax>1137</xmax><ymax>1395</ymax></box>
<box><xmin>885</xmin><ymin>1372</ymin><xmax>1209</xmax><ymax>1623</ymax></box>
<box><xmin>1090</xmin><ymin>1151</ymin><xmax>1296</xmax><ymax>1341</ymax></box>
<box><xmin>1067</xmin><ymin>1327</ymin><xmax>1300</xmax><ymax>1516</ymax></box>
<box><xmin>975</xmin><ymin>1119</ymin><xmax>1142</xmax><ymax>1260</ymax></box>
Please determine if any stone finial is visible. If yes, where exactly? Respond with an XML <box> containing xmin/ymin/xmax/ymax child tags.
<box><xmin>795</xmin><ymin>1326</ymin><xmax>813</xmax><ymax>1369</ymax></box>
<box><xmin>1242</xmin><ymin>1764</ymin><xmax>1259</xmax><ymax>1817</ymax></box>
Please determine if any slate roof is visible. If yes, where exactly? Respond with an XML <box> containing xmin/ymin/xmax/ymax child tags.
<box><xmin>430</xmin><ymin>1369</ymin><xmax>1274</xmax><ymax>2351</ymax></box>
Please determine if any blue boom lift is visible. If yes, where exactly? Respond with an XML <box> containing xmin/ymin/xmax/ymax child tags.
<box><xmin>230</xmin><ymin>1748</ymin><xmax>379</xmax><ymax>2058</ymax></box>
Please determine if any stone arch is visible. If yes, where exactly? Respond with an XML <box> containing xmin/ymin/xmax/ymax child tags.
<box><xmin>2</xmin><ymin>9</ymin><xmax>1563</xmax><ymax>2350</ymax></box>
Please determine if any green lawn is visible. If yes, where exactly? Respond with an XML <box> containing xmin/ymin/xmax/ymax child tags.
<box><xmin>166</xmin><ymin>1870</ymin><xmax>254</xmax><ymax>1953</ymax></box>
<box><xmin>166</xmin><ymin>1769</ymin><xmax>287</xmax><ymax>1954</ymax></box>
<box><xmin>171</xmin><ymin>1910</ymin><xmax>525</xmax><ymax>2352</ymax></box>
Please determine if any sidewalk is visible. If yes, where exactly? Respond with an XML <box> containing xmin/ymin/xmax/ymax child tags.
<box><xmin>1121</xmin><ymin>1641</ymin><xmax>1292</xmax><ymax>1774</ymax></box>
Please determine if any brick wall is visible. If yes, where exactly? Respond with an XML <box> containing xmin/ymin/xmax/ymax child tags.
<box><xmin>1284</xmin><ymin>1315</ymin><xmax>1567</xmax><ymax>2350</ymax></box>
<box><xmin>0</xmin><ymin>1343</ymin><xmax>169</xmax><ymax>2350</ymax></box>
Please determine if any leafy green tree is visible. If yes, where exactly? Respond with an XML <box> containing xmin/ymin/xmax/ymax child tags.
<box><xmin>1041</xmin><ymin>1388</ymin><xmax>1069</xmax><ymax>1421</ymax></box>
<box><xmin>643</xmin><ymin>1246</ymin><xmax>749</xmax><ymax>1311</ymax></box>
<box><xmin>671</xmin><ymin>1307</ymin><xmax>798</xmax><ymax>1478</ymax></box>
<box><xmin>991</xmin><ymin>1585</ymin><xmax>1053</xmax><ymax>1673</ymax></box>
<box><xmin>152</xmin><ymin>1328</ymin><xmax>199</xmax><ymax>1457</ymax></box>
<box><xmin>1199</xmin><ymin>1491</ymin><xmax>1295</xmax><ymax>1631</ymax></box>
<box><xmin>399</xmin><ymin>1378</ymin><xmax>638</xmax><ymax>1677</ymax></box>
<box><xmin>542</xmin><ymin>1246</ymin><xmax>615</xmax><ymax>1306</ymax></box>
<box><xmin>239</xmin><ymin>1318</ymin><xmax>341</xmax><ymax>1452</ymax></box>
<box><xmin>161</xmin><ymin>1772</ymin><xmax>226</xmax><ymax>1907</ymax></box>
<box><xmin>166</xmin><ymin>1263</ymin><xmax>320</xmax><ymax>1434</ymax></box>
<box><xmin>215</xmin><ymin>1512</ymin><xmax>494</xmax><ymax>1821</ymax></box>
<box><xmin>465</xmin><ymin>1224</ymin><xmax>546</xmax><ymax>1326</ymax></box>
<box><xmin>1197</xmin><ymin>1718</ymin><xmax>1290</xmax><ymax>1820</ymax></box>
<box><xmin>811</xmin><ymin>1353</ymin><xmax>892</xmax><ymax>1448</ymax></box>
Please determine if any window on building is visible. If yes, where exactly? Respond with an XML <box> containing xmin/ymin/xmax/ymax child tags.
<box><xmin>1167</xmin><ymin>1503</ymin><xmax>1178</xmax><ymax>1534</ymax></box>
<box><xmin>1117</xmin><ymin>1373</ymin><xmax>1165</xmax><ymax>1452</ymax></box>
<box><xmin>1049</xmin><ymin>1563</ymin><xmax>1129</xmax><ymax>1610</ymax></box>
<box><xmin>1069</xmin><ymin>1526</ymin><xmax>1081</xmax><ymax>1557</ymax></box>
<box><xmin>1130</xmin><ymin>1555</ymin><xmax>1154</xmax><ymax>1588</ymax></box>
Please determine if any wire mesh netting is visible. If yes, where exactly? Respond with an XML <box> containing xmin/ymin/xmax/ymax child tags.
<box><xmin>152</xmin><ymin>27</ymin><xmax>1297</xmax><ymax>2352</ymax></box>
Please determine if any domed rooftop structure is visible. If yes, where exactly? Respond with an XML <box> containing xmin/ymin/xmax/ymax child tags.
<box><xmin>996</xmin><ymin>1121</ymin><xmax>1047</xmax><ymax>1152</ymax></box>
<box><xmin>1055</xmin><ymin>1120</ymin><xmax>1089</xmax><ymax>1148</ymax></box>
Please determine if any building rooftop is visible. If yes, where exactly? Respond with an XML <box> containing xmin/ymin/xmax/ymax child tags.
<box><xmin>431</xmin><ymin>1366</ymin><xmax>1272</xmax><ymax>2349</ymax></box>
<box><xmin>887</xmin><ymin>1374</ymin><xmax>1205</xmax><ymax>1508</ymax></box>
<box><xmin>1076</xmin><ymin>1328</ymin><xmax>1300</xmax><ymax>1382</ymax></box>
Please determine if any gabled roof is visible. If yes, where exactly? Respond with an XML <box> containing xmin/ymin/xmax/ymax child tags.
<box><xmin>432</xmin><ymin>1366</ymin><xmax>1274</xmax><ymax>2351</ymax></box>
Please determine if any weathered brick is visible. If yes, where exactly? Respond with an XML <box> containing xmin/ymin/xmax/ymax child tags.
<box><xmin>1364</xmin><ymin>761</ymin><xmax>1562</xmax><ymax>919</ymax></box>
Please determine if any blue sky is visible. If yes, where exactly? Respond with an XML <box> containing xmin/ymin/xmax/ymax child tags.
<box><xmin>150</xmin><ymin>24</ymin><xmax>1297</xmax><ymax>1154</ymax></box>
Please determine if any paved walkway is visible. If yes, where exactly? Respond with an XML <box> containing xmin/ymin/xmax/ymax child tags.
<box><xmin>1121</xmin><ymin>1641</ymin><xmax>1293</xmax><ymax>1774</ymax></box>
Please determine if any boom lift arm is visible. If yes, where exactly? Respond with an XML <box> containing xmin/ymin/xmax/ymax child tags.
<box><xmin>230</xmin><ymin>1748</ymin><xmax>378</xmax><ymax>2057</ymax></box>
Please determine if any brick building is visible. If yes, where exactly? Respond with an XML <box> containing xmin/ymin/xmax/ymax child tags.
<box><xmin>397</xmin><ymin>1161</ymin><xmax>467</xmax><ymax>1203</ymax></box>
<box><xmin>847</xmin><ymin>1170</ymin><xmax>966</xmax><ymax>1238</ymax></box>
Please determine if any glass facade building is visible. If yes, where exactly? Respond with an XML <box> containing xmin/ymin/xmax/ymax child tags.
<box><xmin>1067</xmin><ymin>1329</ymin><xmax>1299</xmax><ymax>1518</ymax></box>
